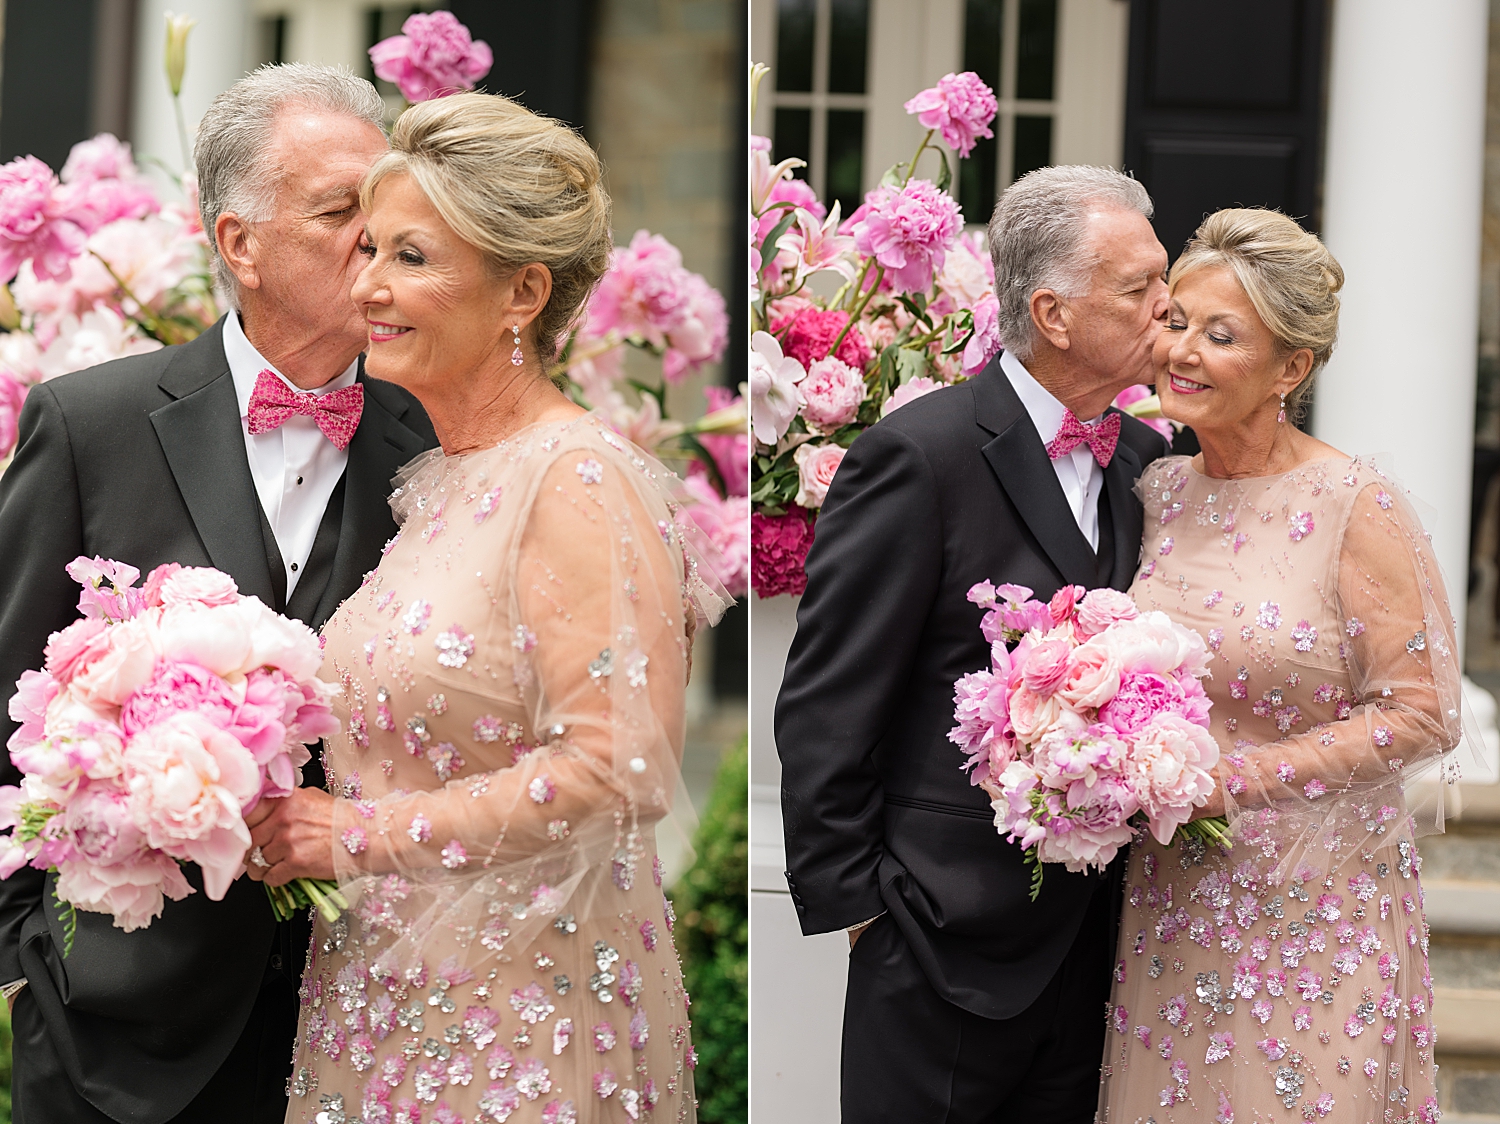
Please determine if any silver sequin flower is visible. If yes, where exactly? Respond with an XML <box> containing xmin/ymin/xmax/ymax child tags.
<box><xmin>403</xmin><ymin>600</ymin><xmax>432</xmax><ymax>635</ymax></box>
<box><xmin>435</xmin><ymin>625</ymin><xmax>476</xmax><ymax>668</ymax></box>
<box><xmin>576</xmin><ymin>458</ymin><xmax>604</xmax><ymax>485</ymax></box>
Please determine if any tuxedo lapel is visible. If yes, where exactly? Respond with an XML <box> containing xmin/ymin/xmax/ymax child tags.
<box><xmin>148</xmin><ymin>320</ymin><xmax>278</xmax><ymax>607</ymax></box>
<box><xmin>1101</xmin><ymin>410</ymin><xmax>1145</xmax><ymax>590</ymax></box>
<box><xmin>312</xmin><ymin>372</ymin><xmax>431</xmax><ymax>627</ymax></box>
<box><xmin>972</xmin><ymin>359</ymin><xmax>1099</xmax><ymax>588</ymax></box>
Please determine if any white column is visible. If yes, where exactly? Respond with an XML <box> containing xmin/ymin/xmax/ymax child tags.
<box><xmin>132</xmin><ymin>0</ymin><xmax>254</xmax><ymax>192</ymax></box>
<box><xmin>282</xmin><ymin>0</ymin><xmax>367</xmax><ymax>72</ymax></box>
<box><xmin>1316</xmin><ymin>0</ymin><xmax>1488</xmax><ymax>643</ymax></box>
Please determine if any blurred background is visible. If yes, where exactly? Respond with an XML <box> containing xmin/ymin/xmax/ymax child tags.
<box><xmin>750</xmin><ymin>1</ymin><xmax>1500</xmax><ymax>1120</ymax></box>
<box><xmin>0</xmin><ymin>0</ymin><xmax>748</xmax><ymax>1120</ymax></box>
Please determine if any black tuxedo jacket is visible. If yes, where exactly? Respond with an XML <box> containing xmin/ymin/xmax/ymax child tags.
<box><xmin>0</xmin><ymin>317</ymin><xmax>437</xmax><ymax>1122</ymax></box>
<box><xmin>775</xmin><ymin>356</ymin><xmax>1169</xmax><ymax>1021</ymax></box>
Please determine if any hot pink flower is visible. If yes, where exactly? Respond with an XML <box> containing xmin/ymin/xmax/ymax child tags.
<box><xmin>780</xmin><ymin>307</ymin><xmax>873</xmax><ymax>373</ymax></box>
<box><xmin>1048</xmin><ymin>585</ymin><xmax>1083</xmax><ymax>625</ymax></box>
<box><xmin>844</xmin><ymin>180</ymin><xmax>963</xmax><ymax>295</ymax></box>
<box><xmin>369</xmin><ymin>11</ymin><xmax>492</xmax><ymax>103</ymax></box>
<box><xmin>880</xmin><ymin>375</ymin><xmax>941</xmax><ymax>418</ymax></box>
<box><xmin>793</xmin><ymin>442</ymin><xmax>846</xmax><ymax>509</ymax></box>
<box><xmin>799</xmin><ymin>356</ymin><xmax>864</xmax><ymax>433</ymax></box>
<box><xmin>961</xmin><ymin>293</ymin><xmax>1001</xmax><ymax>376</ymax></box>
<box><xmin>0</xmin><ymin>370</ymin><xmax>24</xmax><ymax>459</ymax></box>
<box><xmin>0</xmin><ymin>155</ymin><xmax>91</xmax><ymax>282</ymax></box>
<box><xmin>1098</xmin><ymin>672</ymin><xmax>1186</xmax><ymax>738</ymax></box>
<box><xmin>750</xmin><ymin>506</ymin><xmax>816</xmax><ymax>598</ymax></box>
<box><xmin>903</xmin><ymin>72</ymin><xmax>999</xmax><ymax>158</ymax></box>
<box><xmin>138</xmin><ymin>563</ymin><xmax>182</xmax><ymax>609</ymax></box>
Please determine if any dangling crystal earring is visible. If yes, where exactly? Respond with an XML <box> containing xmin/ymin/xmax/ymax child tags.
<box><xmin>1277</xmin><ymin>393</ymin><xmax>1287</xmax><ymax>424</ymax></box>
<box><xmin>511</xmin><ymin>325</ymin><xmax>524</xmax><ymax>367</ymax></box>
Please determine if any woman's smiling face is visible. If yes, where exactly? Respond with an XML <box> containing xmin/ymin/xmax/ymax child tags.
<box><xmin>1154</xmin><ymin>264</ymin><xmax>1307</xmax><ymax>436</ymax></box>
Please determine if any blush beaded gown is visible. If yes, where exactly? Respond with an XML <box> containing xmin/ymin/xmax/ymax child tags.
<box><xmin>283</xmin><ymin>415</ymin><xmax>725</xmax><ymax>1124</ymax></box>
<box><xmin>1097</xmin><ymin>455</ymin><xmax>1464</xmax><ymax>1124</ymax></box>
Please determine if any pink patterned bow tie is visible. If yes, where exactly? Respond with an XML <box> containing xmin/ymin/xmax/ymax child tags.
<box><xmin>245</xmin><ymin>369</ymin><xmax>364</xmax><ymax>451</ymax></box>
<box><xmin>1045</xmin><ymin>410</ymin><xmax>1120</xmax><ymax>468</ymax></box>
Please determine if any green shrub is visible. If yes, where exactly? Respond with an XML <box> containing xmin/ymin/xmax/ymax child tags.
<box><xmin>670</xmin><ymin>738</ymin><xmax>748</xmax><ymax>1124</ymax></box>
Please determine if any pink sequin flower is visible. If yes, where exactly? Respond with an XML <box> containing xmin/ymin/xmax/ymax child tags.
<box><xmin>844</xmin><ymin>179</ymin><xmax>962</xmax><ymax>295</ymax></box>
<box><xmin>440</xmin><ymin>840</ymin><xmax>467</xmax><ymax>869</ymax></box>
<box><xmin>902</xmin><ymin>71</ymin><xmax>999</xmax><ymax>157</ymax></box>
<box><xmin>1288</xmin><ymin>511</ymin><xmax>1315</xmax><ymax>540</ymax></box>
<box><xmin>369</xmin><ymin>11</ymin><xmax>492</xmax><ymax>103</ymax></box>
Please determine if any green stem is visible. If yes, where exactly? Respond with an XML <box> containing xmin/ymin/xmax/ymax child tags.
<box><xmin>903</xmin><ymin>128</ymin><xmax>935</xmax><ymax>188</ymax></box>
<box><xmin>828</xmin><ymin>264</ymin><xmax>884</xmax><ymax>358</ymax></box>
<box><xmin>172</xmin><ymin>93</ymin><xmax>192</xmax><ymax>175</ymax></box>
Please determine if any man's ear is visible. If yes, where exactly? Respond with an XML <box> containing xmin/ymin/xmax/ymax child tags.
<box><xmin>1030</xmin><ymin>288</ymin><xmax>1071</xmax><ymax>352</ymax></box>
<box><xmin>216</xmin><ymin>212</ymin><xmax>261</xmax><ymax>293</ymax></box>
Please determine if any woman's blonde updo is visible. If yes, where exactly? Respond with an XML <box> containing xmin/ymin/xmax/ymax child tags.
<box><xmin>1170</xmin><ymin>208</ymin><xmax>1343</xmax><ymax>421</ymax></box>
<box><xmin>361</xmin><ymin>91</ymin><xmax>614</xmax><ymax>360</ymax></box>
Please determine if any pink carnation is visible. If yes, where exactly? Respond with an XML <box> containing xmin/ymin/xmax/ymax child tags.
<box><xmin>0</xmin><ymin>155</ymin><xmax>91</xmax><ymax>282</ymax></box>
<box><xmin>751</xmin><ymin>506</ymin><xmax>815</xmax><ymax>598</ymax></box>
<box><xmin>844</xmin><ymin>180</ymin><xmax>962</xmax><ymax>295</ymax></box>
<box><xmin>0</xmin><ymin>371</ymin><xmax>24</xmax><ymax>459</ymax></box>
<box><xmin>780</xmin><ymin>307</ymin><xmax>873</xmax><ymax>373</ymax></box>
<box><xmin>369</xmin><ymin>11</ymin><xmax>492</xmax><ymax>103</ymax></box>
<box><xmin>799</xmin><ymin>356</ymin><xmax>864</xmax><ymax>432</ymax></box>
<box><xmin>903</xmin><ymin>72</ymin><xmax>998</xmax><ymax>158</ymax></box>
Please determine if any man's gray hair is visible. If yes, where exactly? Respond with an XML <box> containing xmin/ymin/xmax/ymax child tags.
<box><xmin>987</xmin><ymin>165</ymin><xmax>1153</xmax><ymax>360</ymax></box>
<box><xmin>194</xmin><ymin>63</ymin><xmax>386</xmax><ymax>308</ymax></box>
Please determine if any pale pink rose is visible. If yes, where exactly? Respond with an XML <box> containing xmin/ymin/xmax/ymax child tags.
<box><xmin>880</xmin><ymin>376</ymin><xmax>941</xmax><ymax>418</ymax></box>
<box><xmin>860</xmin><ymin>314</ymin><xmax>900</xmax><ymax>353</ymax></box>
<box><xmin>6</xmin><ymin>669</ymin><xmax>59</xmax><ymax>751</ymax></box>
<box><xmin>1021</xmin><ymin>638</ymin><xmax>1073</xmax><ymax>697</ymax></box>
<box><xmin>961</xmin><ymin>293</ymin><xmax>1001</xmax><ymax>377</ymax></box>
<box><xmin>1075</xmin><ymin>588</ymin><xmax>1139</xmax><ymax>638</ymax></box>
<box><xmin>159</xmin><ymin>567</ymin><xmax>240</xmax><ymax>608</ymax></box>
<box><xmin>0</xmin><ymin>370</ymin><xmax>24</xmax><ymax>459</ymax></box>
<box><xmin>123</xmin><ymin>711</ymin><xmax>260</xmax><ymax>899</ymax></box>
<box><xmin>369</xmin><ymin>11</ymin><xmax>492</xmax><ymax>103</ymax></box>
<box><xmin>154</xmin><ymin>601</ymin><xmax>254</xmax><ymax>679</ymax></box>
<box><xmin>43</xmin><ymin>617</ymin><xmax>110</xmax><ymax>684</ymax></box>
<box><xmin>1057</xmin><ymin>640</ymin><xmax>1122</xmax><ymax>711</ymax></box>
<box><xmin>793</xmin><ymin>442</ymin><xmax>846</xmax><ymax>509</ymax></box>
<box><xmin>1097</xmin><ymin>671</ymin><xmax>1185</xmax><ymax>738</ymax></box>
<box><xmin>1127</xmin><ymin>713</ymin><xmax>1221</xmax><ymax>845</ymax></box>
<box><xmin>1006</xmin><ymin>684</ymin><xmax>1065</xmax><ymax>744</ymax></box>
<box><xmin>799</xmin><ymin>356</ymin><xmax>863</xmax><ymax>433</ymax></box>
<box><xmin>69</xmin><ymin>616</ymin><xmax>159</xmax><ymax>709</ymax></box>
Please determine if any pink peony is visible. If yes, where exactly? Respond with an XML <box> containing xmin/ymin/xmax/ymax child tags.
<box><xmin>6</xmin><ymin>668</ymin><xmax>59</xmax><ymax>751</ymax></box>
<box><xmin>678</xmin><ymin>474</ymin><xmax>750</xmax><ymax>599</ymax></box>
<box><xmin>793</xmin><ymin>442</ymin><xmax>846</xmax><ymax>509</ymax></box>
<box><xmin>0</xmin><ymin>371</ymin><xmax>24</xmax><ymax>459</ymax></box>
<box><xmin>780</xmin><ymin>307</ymin><xmax>874</xmax><ymax>374</ymax></box>
<box><xmin>1127</xmin><ymin>713</ymin><xmax>1221</xmax><ymax>844</ymax></box>
<box><xmin>60</xmin><ymin>134</ymin><xmax>137</xmax><ymax>185</ymax></box>
<box><xmin>369</xmin><ymin>11</ymin><xmax>492</xmax><ymax>103</ymax></box>
<box><xmin>0</xmin><ymin>155</ymin><xmax>91</xmax><ymax>282</ymax></box>
<box><xmin>65</xmin><ymin>177</ymin><xmax>159</xmax><ymax>230</ymax></box>
<box><xmin>154</xmin><ymin>601</ymin><xmax>253</xmax><ymax>679</ymax></box>
<box><xmin>1042</xmin><ymin>774</ymin><xmax>1138</xmax><ymax>871</ymax></box>
<box><xmin>903</xmin><ymin>72</ymin><xmax>999</xmax><ymax>158</ymax></box>
<box><xmin>798</xmin><ymin>356</ymin><xmax>864</xmax><ymax>432</ymax></box>
<box><xmin>1097</xmin><ymin>610</ymin><xmax>1208</xmax><ymax>678</ymax></box>
<box><xmin>1097</xmin><ymin>672</ymin><xmax>1186</xmax><ymax>738</ymax></box>
<box><xmin>1075</xmin><ymin>588</ymin><xmax>1139</xmax><ymax>638</ymax></box>
<box><xmin>118</xmin><ymin>661</ymin><xmax>239</xmax><ymax>737</ymax></box>
<box><xmin>158</xmin><ymin>566</ymin><xmax>239</xmax><ymax>607</ymax></box>
<box><xmin>69</xmin><ymin>616</ymin><xmax>159</xmax><ymax>709</ymax></box>
<box><xmin>43</xmin><ymin>616</ymin><xmax>110</xmax><ymax>683</ymax></box>
<box><xmin>232</xmin><ymin>668</ymin><xmax>330</xmax><ymax>801</ymax></box>
<box><xmin>1021</xmin><ymin>638</ymin><xmax>1073</xmax><ymax>697</ymax></box>
<box><xmin>589</xmin><ymin>231</ymin><xmax>728</xmax><ymax>378</ymax></box>
<box><xmin>844</xmin><ymin>180</ymin><xmax>963</xmax><ymax>295</ymax></box>
<box><xmin>961</xmin><ymin>293</ymin><xmax>1002</xmax><ymax>376</ymax></box>
<box><xmin>123</xmin><ymin>711</ymin><xmax>261</xmax><ymax>899</ymax></box>
<box><xmin>950</xmin><ymin>658</ymin><xmax>1016</xmax><ymax>783</ymax></box>
<box><xmin>697</xmin><ymin>386</ymin><xmax>748</xmax><ymax>495</ymax></box>
<box><xmin>880</xmin><ymin>375</ymin><xmax>941</xmax><ymax>418</ymax></box>
<box><xmin>750</xmin><ymin>506</ymin><xmax>815</xmax><ymax>598</ymax></box>
<box><xmin>659</xmin><ymin>270</ymin><xmax>729</xmax><ymax>382</ymax></box>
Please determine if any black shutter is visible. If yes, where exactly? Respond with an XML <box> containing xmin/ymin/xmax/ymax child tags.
<box><xmin>1122</xmin><ymin>0</ymin><xmax>1330</xmax><ymax>261</ymax></box>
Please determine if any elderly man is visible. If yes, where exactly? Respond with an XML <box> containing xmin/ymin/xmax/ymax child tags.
<box><xmin>776</xmin><ymin>166</ymin><xmax>1171</xmax><ymax>1122</ymax></box>
<box><xmin>0</xmin><ymin>65</ymin><xmax>436</xmax><ymax>1124</ymax></box>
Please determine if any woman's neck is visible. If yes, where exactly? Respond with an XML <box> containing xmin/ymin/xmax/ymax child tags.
<box><xmin>1193</xmin><ymin>405</ymin><xmax>1318</xmax><ymax>479</ymax></box>
<box><xmin>424</xmin><ymin>362</ymin><xmax>584</xmax><ymax>455</ymax></box>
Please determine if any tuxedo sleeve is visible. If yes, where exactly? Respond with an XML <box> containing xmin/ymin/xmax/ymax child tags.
<box><xmin>0</xmin><ymin>384</ymin><xmax>87</xmax><ymax>981</ymax></box>
<box><xmin>774</xmin><ymin>422</ymin><xmax>943</xmax><ymax>935</ymax></box>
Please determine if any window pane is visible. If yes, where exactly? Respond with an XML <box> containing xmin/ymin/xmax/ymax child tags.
<box><xmin>963</xmin><ymin>0</ymin><xmax>1004</xmax><ymax>96</ymax></box>
<box><xmin>826</xmin><ymin>109</ymin><xmax>866</xmax><ymax>217</ymax></box>
<box><xmin>960</xmin><ymin>133</ymin><xmax>998</xmax><ymax>226</ymax></box>
<box><xmin>777</xmin><ymin>0</ymin><xmax>816</xmax><ymax>92</ymax></box>
<box><xmin>828</xmin><ymin>0</ymin><xmax>870</xmax><ymax>94</ymax></box>
<box><xmin>774</xmin><ymin>108</ymin><xmax>813</xmax><ymax>180</ymax></box>
<box><xmin>1012</xmin><ymin>114</ymin><xmax>1053</xmax><ymax>181</ymax></box>
<box><xmin>1016</xmin><ymin>0</ymin><xmax>1058</xmax><ymax>101</ymax></box>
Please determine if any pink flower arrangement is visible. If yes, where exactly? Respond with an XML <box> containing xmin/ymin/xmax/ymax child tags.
<box><xmin>793</xmin><ymin>442</ymin><xmax>846</xmax><ymax>508</ymax></box>
<box><xmin>0</xmin><ymin>557</ymin><xmax>347</xmax><ymax>942</ymax></box>
<box><xmin>903</xmin><ymin>72</ymin><xmax>999</xmax><ymax>158</ymax></box>
<box><xmin>799</xmin><ymin>356</ymin><xmax>864</xmax><ymax>433</ymax></box>
<box><xmin>678</xmin><ymin>475</ymin><xmax>749</xmax><ymax>599</ymax></box>
<box><xmin>751</xmin><ymin>507</ymin><xmax>816</xmax><ymax>598</ymax></box>
<box><xmin>950</xmin><ymin>583</ymin><xmax>1225</xmax><ymax>890</ymax></box>
<box><xmin>778</xmin><ymin>306</ymin><xmax>874</xmax><ymax>374</ymax></box>
<box><xmin>369</xmin><ymin>11</ymin><xmax>493</xmax><ymax>103</ymax></box>
<box><xmin>880</xmin><ymin>375</ymin><xmax>942</xmax><ymax>418</ymax></box>
<box><xmin>0</xmin><ymin>156</ymin><xmax>92</xmax><ymax>283</ymax></box>
<box><xmin>844</xmin><ymin>179</ymin><xmax>963</xmax><ymax>296</ymax></box>
<box><xmin>0</xmin><ymin>371</ymin><xmax>23</xmax><ymax>459</ymax></box>
<box><xmin>697</xmin><ymin>386</ymin><xmax>748</xmax><ymax>496</ymax></box>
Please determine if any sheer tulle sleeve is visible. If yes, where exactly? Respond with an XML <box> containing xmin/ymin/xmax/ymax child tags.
<box><xmin>1223</xmin><ymin>480</ymin><xmax>1464</xmax><ymax>843</ymax></box>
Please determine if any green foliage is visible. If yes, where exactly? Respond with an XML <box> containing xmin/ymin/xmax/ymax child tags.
<box><xmin>0</xmin><ymin>992</ymin><xmax>12</xmax><ymax>1123</ymax></box>
<box><xmin>669</xmin><ymin>739</ymin><xmax>748</xmax><ymax>1124</ymax></box>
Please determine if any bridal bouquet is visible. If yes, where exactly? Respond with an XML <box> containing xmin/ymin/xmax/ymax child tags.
<box><xmin>0</xmin><ymin>556</ymin><xmax>348</xmax><ymax>951</ymax></box>
<box><xmin>950</xmin><ymin>583</ymin><xmax>1229</xmax><ymax>897</ymax></box>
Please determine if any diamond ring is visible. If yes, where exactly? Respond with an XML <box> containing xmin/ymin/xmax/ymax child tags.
<box><xmin>250</xmin><ymin>846</ymin><xmax>270</xmax><ymax>869</ymax></box>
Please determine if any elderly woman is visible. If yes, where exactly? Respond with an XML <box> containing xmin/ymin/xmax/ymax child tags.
<box><xmin>246</xmin><ymin>93</ymin><xmax>724</xmax><ymax>1124</ymax></box>
<box><xmin>1097</xmin><ymin>209</ymin><xmax>1460</xmax><ymax>1124</ymax></box>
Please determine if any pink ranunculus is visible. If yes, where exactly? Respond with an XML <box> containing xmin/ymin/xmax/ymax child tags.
<box><xmin>678</xmin><ymin>474</ymin><xmax>750</xmax><ymax>599</ymax></box>
<box><xmin>6</xmin><ymin>668</ymin><xmax>59</xmax><ymax>751</ymax></box>
<box><xmin>903</xmin><ymin>71</ymin><xmax>999</xmax><ymax>158</ymax></box>
<box><xmin>0</xmin><ymin>155</ymin><xmax>90</xmax><ymax>282</ymax></box>
<box><xmin>844</xmin><ymin>179</ymin><xmax>963</xmax><ymax>296</ymax></box>
<box><xmin>1057</xmin><ymin>639</ymin><xmax>1122</xmax><ymax>711</ymax></box>
<box><xmin>1048</xmin><ymin>585</ymin><xmax>1083</xmax><ymax>625</ymax></box>
<box><xmin>1098</xmin><ymin>671</ymin><xmax>1186</xmax><ymax>738</ymax></box>
<box><xmin>1021</xmin><ymin>638</ymin><xmax>1073</xmax><ymax>697</ymax></box>
<box><xmin>369</xmin><ymin>10</ymin><xmax>492</xmax><ymax>103</ymax></box>
<box><xmin>750</xmin><ymin>506</ymin><xmax>816</xmax><ymax>598</ymax></box>
<box><xmin>798</xmin><ymin>356</ymin><xmax>864</xmax><ymax>433</ymax></box>
<box><xmin>793</xmin><ymin>442</ymin><xmax>846</xmax><ymax>509</ymax></box>
<box><xmin>780</xmin><ymin>307</ymin><xmax>874</xmax><ymax>374</ymax></box>
<box><xmin>1127</xmin><ymin>713</ymin><xmax>1221</xmax><ymax>844</ymax></box>
<box><xmin>880</xmin><ymin>376</ymin><xmax>941</xmax><ymax>418</ymax></box>
<box><xmin>68</xmin><ymin>616</ymin><xmax>159</xmax><ymax>709</ymax></box>
<box><xmin>698</xmin><ymin>385</ymin><xmax>748</xmax><ymax>496</ymax></box>
<box><xmin>43</xmin><ymin>616</ymin><xmax>110</xmax><ymax>684</ymax></box>
<box><xmin>1075</xmin><ymin>588</ymin><xmax>1140</xmax><ymax>638</ymax></box>
<box><xmin>118</xmin><ymin>660</ymin><xmax>239</xmax><ymax>738</ymax></box>
<box><xmin>0</xmin><ymin>370</ymin><xmax>24</xmax><ymax>459</ymax></box>
<box><xmin>961</xmin><ymin>293</ymin><xmax>1001</xmax><ymax>376</ymax></box>
<box><xmin>159</xmin><ymin>566</ymin><xmax>240</xmax><ymax>607</ymax></box>
<box><xmin>123</xmin><ymin>711</ymin><xmax>261</xmax><ymax>898</ymax></box>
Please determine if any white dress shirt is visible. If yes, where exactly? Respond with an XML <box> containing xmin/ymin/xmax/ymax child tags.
<box><xmin>223</xmin><ymin>312</ymin><xmax>358</xmax><ymax>599</ymax></box>
<box><xmin>1000</xmin><ymin>350</ymin><xmax>1105</xmax><ymax>551</ymax></box>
